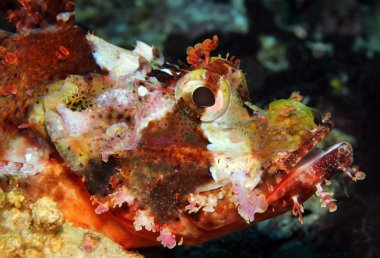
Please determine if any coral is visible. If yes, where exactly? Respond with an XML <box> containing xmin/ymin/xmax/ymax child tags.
<box><xmin>31</xmin><ymin>197</ymin><xmax>64</xmax><ymax>232</ymax></box>
<box><xmin>0</xmin><ymin>194</ymin><xmax>141</xmax><ymax>257</ymax></box>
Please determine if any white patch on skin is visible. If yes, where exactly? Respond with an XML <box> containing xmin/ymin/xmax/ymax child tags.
<box><xmin>158</xmin><ymin>68</ymin><xmax>173</xmax><ymax>75</ymax></box>
<box><xmin>24</xmin><ymin>153</ymin><xmax>32</xmax><ymax>163</ymax></box>
<box><xmin>0</xmin><ymin>138</ymin><xmax>48</xmax><ymax>176</ymax></box>
<box><xmin>20</xmin><ymin>147</ymin><xmax>47</xmax><ymax>175</ymax></box>
<box><xmin>45</xmin><ymin>109</ymin><xmax>65</xmax><ymax>141</ymax></box>
<box><xmin>133</xmin><ymin>210</ymin><xmax>156</xmax><ymax>232</ymax></box>
<box><xmin>95</xmin><ymin>88</ymin><xmax>135</xmax><ymax>106</ymax></box>
<box><xmin>112</xmin><ymin>187</ymin><xmax>135</xmax><ymax>208</ymax></box>
<box><xmin>56</xmin><ymin>12</ymin><xmax>74</xmax><ymax>23</ymax></box>
<box><xmin>86</xmin><ymin>34</ymin><xmax>140</xmax><ymax>77</ymax></box>
<box><xmin>134</xmin><ymin>41</ymin><xmax>154</xmax><ymax>61</ymax></box>
<box><xmin>209</xmin><ymin>154</ymin><xmax>262</xmax><ymax>187</ymax></box>
<box><xmin>137</xmin><ymin>88</ymin><xmax>175</xmax><ymax>130</ymax></box>
<box><xmin>2</xmin><ymin>138</ymin><xmax>25</xmax><ymax>163</ymax></box>
<box><xmin>185</xmin><ymin>193</ymin><xmax>218</xmax><ymax>213</ymax></box>
<box><xmin>56</xmin><ymin>104</ymin><xmax>94</xmax><ymax>137</ymax></box>
<box><xmin>202</xmin><ymin>123</ymin><xmax>251</xmax><ymax>153</ymax></box>
<box><xmin>209</xmin><ymin>166</ymin><xmax>218</xmax><ymax>181</ymax></box>
<box><xmin>40</xmin><ymin>36</ymin><xmax>176</xmax><ymax>168</ymax></box>
<box><xmin>83</xmin><ymin>35</ymin><xmax>174</xmax><ymax>135</ymax></box>
<box><xmin>206</xmin><ymin>153</ymin><xmax>266</xmax><ymax>221</ymax></box>
<box><xmin>0</xmin><ymin>162</ymin><xmax>23</xmax><ymax>176</ymax></box>
<box><xmin>105</xmin><ymin>122</ymin><xmax>129</xmax><ymax>138</ymax></box>
<box><xmin>102</xmin><ymin>122</ymin><xmax>138</xmax><ymax>154</ymax></box>
<box><xmin>138</xmin><ymin>86</ymin><xmax>148</xmax><ymax>97</ymax></box>
<box><xmin>94</xmin><ymin>83</ymin><xmax>175</xmax><ymax>143</ymax></box>
<box><xmin>218</xmin><ymin>191</ymin><xmax>224</xmax><ymax>199</ymax></box>
<box><xmin>94</xmin><ymin>204</ymin><xmax>109</xmax><ymax>214</ymax></box>
<box><xmin>203</xmin><ymin>195</ymin><xmax>218</xmax><ymax>212</ymax></box>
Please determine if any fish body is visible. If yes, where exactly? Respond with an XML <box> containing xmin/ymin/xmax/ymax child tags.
<box><xmin>0</xmin><ymin>0</ymin><xmax>364</xmax><ymax>250</ymax></box>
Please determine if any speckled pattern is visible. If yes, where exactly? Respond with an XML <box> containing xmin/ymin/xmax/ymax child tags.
<box><xmin>2</xmin><ymin>1</ymin><xmax>374</xmax><ymax>256</ymax></box>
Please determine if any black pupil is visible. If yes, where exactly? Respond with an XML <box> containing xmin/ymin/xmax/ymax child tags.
<box><xmin>192</xmin><ymin>87</ymin><xmax>215</xmax><ymax>107</ymax></box>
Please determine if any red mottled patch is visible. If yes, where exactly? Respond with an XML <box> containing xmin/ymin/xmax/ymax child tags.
<box><xmin>187</xmin><ymin>35</ymin><xmax>218</xmax><ymax>68</ymax></box>
<box><xmin>4</xmin><ymin>52</ymin><xmax>18</xmax><ymax>64</ymax></box>
<box><xmin>58</xmin><ymin>45</ymin><xmax>70</xmax><ymax>56</ymax></box>
<box><xmin>56</xmin><ymin>45</ymin><xmax>70</xmax><ymax>60</ymax></box>
<box><xmin>0</xmin><ymin>46</ymin><xmax>6</xmax><ymax>55</ymax></box>
<box><xmin>261</xmin><ymin>142</ymin><xmax>353</xmax><ymax>212</ymax></box>
<box><xmin>120</xmin><ymin>146</ymin><xmax>212</xmax><ymax>221</ymax></box>
<box><xmin>0</xmin><ymin>26</ymin><xmax>102</xmax><ymax>139</ymax></box>
<box><xmin>0</xmin><ymin>85</ymin><xmax>17</xmax><ymax>95</ymax></box>
<box><xmin>139</xmin><ymin>105</ymin><xmax>209</xmax><ymax>148</ymax></box>
<box><xmin>55</xmin><ymin>51</ymin><xmax>63</xmax><ymax>59</ymax></box>
<box><xmin>206</xmin><ymin>58</ymin><xmax>230</xmax><ymax>75</ymax></box>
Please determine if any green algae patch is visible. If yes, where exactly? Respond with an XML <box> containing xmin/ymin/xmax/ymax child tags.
<box><xmin>264</xmin><ymin>99</ymin><xmax>316</xmax><ymax>155</ymax></box>
<box><xmin>266</xmin><ymin>99</ymin><xmax>316</xmax><ymax>130</ymax></box>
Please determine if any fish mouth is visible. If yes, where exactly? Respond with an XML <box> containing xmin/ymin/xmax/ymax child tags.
<box><xmin>263</xmin><ymin>141</ymin><xmax>359</xmax><ymax>207</ymax></box>
<box><xmin>172</xmin><ymin>141</ymin><xmax>362</xmax><ymax>245</ymax></box>
<box><xmin>292</xmin><ymin>142</ymin><xmax>352</xmax><ymax>172</ymax></box>
<box><xmin>195</xmin><ymin>120</ymin><xmax>336</xmax><ymax>195</ymax></box>
<box><xmin>258</xmin><ymin>118</ymin><xmax>358</xmax><ymax>207</ymax></box>
<box><xmin>191</xmin><ymin>120</ymin><xmax>360</xmax><ymax>223</ymax></box>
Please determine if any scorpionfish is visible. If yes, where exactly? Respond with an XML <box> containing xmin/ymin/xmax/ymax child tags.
<box><xmin>0</xmin><ymin>0</ymin><xmax>365</xmax><ymax>249</ymax></box>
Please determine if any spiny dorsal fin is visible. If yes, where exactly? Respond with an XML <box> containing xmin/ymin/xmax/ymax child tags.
<box><xmin>0</xmin><ymin>0</ymin><xmax>75</xmax><ymax>32</ymax></box>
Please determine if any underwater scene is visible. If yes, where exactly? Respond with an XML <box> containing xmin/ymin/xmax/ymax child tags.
<box><xmin>0</xmin><ymin>0</ymin><xmax>378</xmax><ymax>257</ymax></box>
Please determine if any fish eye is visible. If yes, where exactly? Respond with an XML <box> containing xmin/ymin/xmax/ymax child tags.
<box><xmin>175</xmin><ymin>69</ymin><xmax>230</xmax><ymax>121</ymax></box>
<box><xmin>192</xmin><ymin>86</ymin><xmax>215</xmax><ymax>108</ymax></box>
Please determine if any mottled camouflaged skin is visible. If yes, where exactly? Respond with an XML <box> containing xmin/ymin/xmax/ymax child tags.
<box><xmin>0</xmin><ymin>0</ymin><xmax>364</xmax><ymax>249</ymax></box>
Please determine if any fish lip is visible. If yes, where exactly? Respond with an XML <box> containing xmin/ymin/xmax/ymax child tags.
<box><xmin>292</xmin><ymin>141</ymin><xmax>353</xmax><ymax>171</ymax></box>
<box><xmin>257</xmin><ymin>118</ymin><xmax>355</xmax><ymax>207</ymax></box>
<box><xmin>264</xmin><ymin>141</ymin><xmax>354</xmax><ymax>206</ymax></box>
<box><xmin>194</xmin><ymin>179</ymin><xmax>230</xmax><ymax>193</ymax></box>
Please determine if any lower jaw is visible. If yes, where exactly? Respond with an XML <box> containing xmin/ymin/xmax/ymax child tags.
<box><xmin>182</xmin><ymin>142</ymin><xmax>360</xmax><ymax>244</ymax></box>
<box><xmin>263</xmin><ymin>141</ymin><xmax>354</xmax><ymax>206</ymax></box>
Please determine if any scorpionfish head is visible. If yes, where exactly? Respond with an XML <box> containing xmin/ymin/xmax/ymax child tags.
<box><xmin>28</xmin><ymin>35</ymin><xmax>364</xmax><ymax>248</ymax></box>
